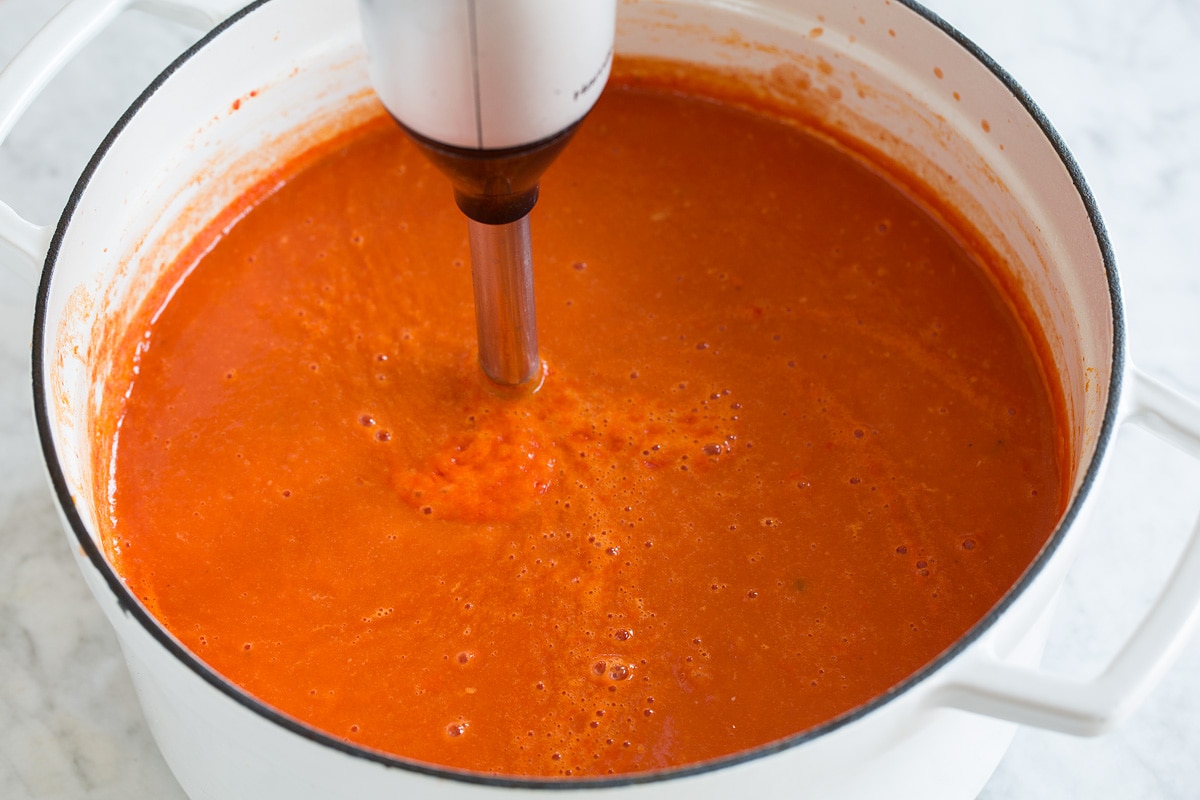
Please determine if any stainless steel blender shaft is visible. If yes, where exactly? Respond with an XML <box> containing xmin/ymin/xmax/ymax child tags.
<box><xmin>467</xmin><ymin>215</ymin><xmax>539</xmax><ymax>385</ymax></box>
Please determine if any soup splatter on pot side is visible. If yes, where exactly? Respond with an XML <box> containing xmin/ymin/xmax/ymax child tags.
<box><xmin>99</xmin><ymin>61</ymin><xmax>1066</xmax><ymax>777</ymax></box>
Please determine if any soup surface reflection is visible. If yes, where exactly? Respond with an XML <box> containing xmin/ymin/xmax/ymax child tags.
<box><xmin>100</xmin><ymin>61</ymin><xmax>1066</xmax><ymax>776</ymax></box>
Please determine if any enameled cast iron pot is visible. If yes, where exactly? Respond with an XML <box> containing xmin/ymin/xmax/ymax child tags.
<box><xmin>3</xmin><ymin>0</ymin><xmax>1200</xmax><ymax>798</ymax></box>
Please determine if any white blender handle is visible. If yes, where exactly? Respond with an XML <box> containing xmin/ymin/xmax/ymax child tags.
<box><xmin>357</xmin><ymin>0</ymin><xmax>616</xmax><ymax>386</ymax></box>
<box><xmin>0</xmin><ymin>0</ymin><xmax>242</xmax><ymax>275</ymax></box>
<box><xmin>359</xmin><ymin>0</ymin><xmax>617</xmax><ymax>151</ymax></box>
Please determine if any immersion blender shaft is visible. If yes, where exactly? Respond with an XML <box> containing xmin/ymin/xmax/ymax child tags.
<box><xmin>468</xmin><ymin>216</ymin><xmax>539</xmax><ymax>385</ymax></box>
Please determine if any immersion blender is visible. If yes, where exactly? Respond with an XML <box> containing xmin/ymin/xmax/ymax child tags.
<box><xmin>358</xmin><ymin>0</ymin><xmax>618</xmax><ymax>385</ymax></box>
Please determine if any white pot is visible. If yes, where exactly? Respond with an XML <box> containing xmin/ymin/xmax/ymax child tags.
<box><xmin>3</xmin><ymin>0</ymin><xmax>1200</xmax><ymax>798</ymax></box>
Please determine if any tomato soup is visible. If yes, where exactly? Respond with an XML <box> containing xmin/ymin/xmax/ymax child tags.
<box><xmin>99</xmin><ymin>61</ymin><xmax>1066</xmax><ymax>777</ymax></box>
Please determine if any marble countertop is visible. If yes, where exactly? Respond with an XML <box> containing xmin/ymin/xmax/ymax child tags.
<box><xmin>1</xmin><ymin>0</ymin><xmax>1197</xmax><ymax>797</ymax></box>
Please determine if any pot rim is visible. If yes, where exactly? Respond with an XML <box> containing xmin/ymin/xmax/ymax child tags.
<box><xmin>30</xmin><ymin>0</ymin><xmax>1126</xmax><ymax>789</ymax></box>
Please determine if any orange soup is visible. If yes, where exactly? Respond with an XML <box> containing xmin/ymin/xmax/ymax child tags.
<box><xmin>99</xmin><ymin>62</ymin><xmax>1065</xmax><ymax>777</ymax></box>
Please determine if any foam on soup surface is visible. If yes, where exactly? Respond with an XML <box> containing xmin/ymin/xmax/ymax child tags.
<box><xmin>99</xmin><ymin>60</ymin><xmax>1065</xmax><ymax>777</ymax></box>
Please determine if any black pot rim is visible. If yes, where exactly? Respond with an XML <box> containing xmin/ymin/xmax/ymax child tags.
<box><xmin>30</xmin><ymin>0</ymin><xmax>1124</xmax><ymax>790</ymax></box>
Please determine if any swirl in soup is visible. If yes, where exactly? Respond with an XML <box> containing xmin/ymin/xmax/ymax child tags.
<box><xmin>99</xmin><ymin>60</ymin><xmax>1066</xmax><ymax>777</ymax></box>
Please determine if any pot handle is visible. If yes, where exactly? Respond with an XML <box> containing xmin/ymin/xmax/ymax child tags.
<box><xmin>934</xmin><ymin>365</ymin><xmax>1200</xmax><ymax>735</ymax></box>
<box><xmin>0</xmin><ymin>0</ymin><xmax>244</xmax><ymax>274</ymax></box>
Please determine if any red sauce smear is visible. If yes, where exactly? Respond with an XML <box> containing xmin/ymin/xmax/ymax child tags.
<box><xmin>100</xmin><ymin>61</ymin><xmax>1066</xmax><ymax>777</ymax></box>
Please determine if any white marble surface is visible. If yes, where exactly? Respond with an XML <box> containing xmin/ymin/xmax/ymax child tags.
<box><xmin>0</xmin><ymin>0</ymin><xmax>1197</xmax><ymax>797</ymax></box>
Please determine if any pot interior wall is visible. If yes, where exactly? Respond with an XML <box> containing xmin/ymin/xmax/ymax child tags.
<box><xmin>43</xmin><ymin>0</ymin><xmax>1111</xmax><ymax>584</ymax></box>
<box><xmin>613</xmin><ymin>0</ymin><xmax>1113</xmax><ymax>501</ymax></box>
<box><xmin>41</xmin><ymin>0</ymin><xmax>378</xmax><ymax>546</ymax></box>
